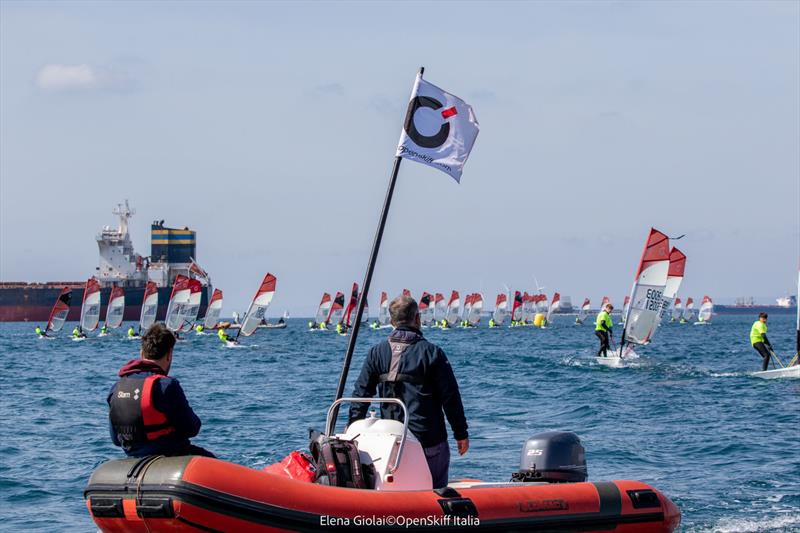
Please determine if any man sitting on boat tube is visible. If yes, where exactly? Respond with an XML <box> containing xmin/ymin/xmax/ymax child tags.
<box><xmin>107</xmin><ymin>323</ymin><xmax>215</xmax><ymax>458</ymax></box>
<box><xmin>348</xmin><ymin>295</ymin><xmax>469</xmax><ymax>488</ymax></box>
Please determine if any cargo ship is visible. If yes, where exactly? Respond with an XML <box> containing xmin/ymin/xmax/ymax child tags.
<box><xmin>0</xmin><ymin>201</ymin><xmax>211</xmax><ymax>322</ymax></box>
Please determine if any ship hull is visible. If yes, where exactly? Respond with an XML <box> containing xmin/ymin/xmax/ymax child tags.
<box><xmin>0</xmin><ymin>284</ymin><xmax>209</xmax><ymax>323</ymax></box>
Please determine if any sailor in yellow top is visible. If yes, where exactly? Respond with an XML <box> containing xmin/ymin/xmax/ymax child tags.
<box><xmin>750</xmin><ymin>313</ymin><xmax>773</xmax><ymax>371</ymax></box>
<box><xmin>594</xmin><ymin>304</ymin><xmax>614</xmax><ymax>357</ymax></box>
<box><xmin>218</xmin><ymin>327</ymin><xmax>231</xmax><ymax>343</ymax></box>
<box><xmin>195</xmin><ymin>324</ymin><xmax>204</xmax><ymax>334</ymax></box>
<box><xmin>127</xmin><ymin>326</ymin><xmax>137</xmax><ymax>338</ymax></box>
<box><xmin>35</xmin><ymin>326</ymin><xmax>45</xmax><ymax>338</ymax></box>
<box><xmin>72</xmin><ymin>326</ymin><xmax>86</xmax><ymax>339</ymax></box>
<box><xmin>488</xmin><ymin>318</ymin><xmax>497</xmax><ymax>328</ymax></box>
<box><xmin>100</xmin><ymin>325</ymin><xmax>108</xmax><ymax>335</ymax></box>
<box><xmin>336</xmin><ymin>322</ymin><xmax>344</xmax><ymax>335</ymax></box>
<box><xmin>319</xmin><ymin>321</ymin><xmax>327</xmax><ymax>330</ymax></box>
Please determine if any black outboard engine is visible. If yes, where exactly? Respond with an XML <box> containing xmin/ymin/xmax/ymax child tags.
<box><xmin>511</xmin><ymin>431</ymin><xmax>587</xmax><ymax>483</ymax></box>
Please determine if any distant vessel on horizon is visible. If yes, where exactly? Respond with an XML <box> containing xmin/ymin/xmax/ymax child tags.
<box><xmin>0</xmin><ymin>201</ymin><xmax>211</xmax><ymax>322</ymax></box>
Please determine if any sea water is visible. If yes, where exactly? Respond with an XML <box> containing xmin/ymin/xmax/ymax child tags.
<box><xmin>0</xmin><ymin>314</ymin><xmax>798</xmax><ymax>532</ymax></box>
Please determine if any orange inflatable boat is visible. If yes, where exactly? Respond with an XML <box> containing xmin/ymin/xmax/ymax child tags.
<box><xmin>85</xmin><ymin>399</ymin><xmax>680</xmax><ymax>532</ymax></box>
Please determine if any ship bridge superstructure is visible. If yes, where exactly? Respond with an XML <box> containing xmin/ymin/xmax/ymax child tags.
<box><xmin>96</xmin><ymin>200</ymin><xmax>147</xmax><ymax>288</ymax></box>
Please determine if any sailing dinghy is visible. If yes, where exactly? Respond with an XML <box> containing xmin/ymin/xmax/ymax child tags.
<box><xmin>137</xmin><ymin>281</ymin><xmax>159</xmax><ymax>335</ymax></box>
<box><xmin>492</xmin><ymin>293</ymin><xmax>508</xmax><ymax>326</ymax></box>
<box><xmin>576</xmin><ymin>298</ymin><xmax>590</xmax><ymax>325</ymax></box>
<box><xmin>43</xmin><ymin>287</ymin><xmax>72</xmax><ymax>337</ymax></box>
<box><xmin>164</xmin><ymin>275</ymin><xmax>191</xmax><ymax>333</ymax></box>
<box><xmin>100</xmin><ymin>286</ymin><xmax>125</xmax><ymax>335</ymax></box>
<box><xmin>753</xmin><ymin>271</ymin><xmax>800</xmax><ymax>378</ymax></box>
<box><xmin>202</xmin><ymin>289</ymin><xmax>224</xmax><ymax>330</ymax></box>
<box><xmin>233</xmin><ymin>273</ymin><xmax>277</xmax><ymax>344</ymax></box>
<box><xmin>311</xmin><ymin>293</ymin><xmax>332</xmax><ymax>330</ymax></box>
<box><xmin>694</xmin><ymin>295</ymin><xmax>713</xmax><ymax>325</ymax></box>
<box><xmin>598</xmin><ymin>228</ymin><xmax>671</xmax><ymax>367</ymax></box>
<box><xmin>74</xmin><ymin>278</ymin><xmax>101</xmax><ymax>339</ymax></box>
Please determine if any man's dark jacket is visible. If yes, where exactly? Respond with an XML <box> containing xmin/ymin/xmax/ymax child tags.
<box><xmin>348</xmin><ymin>326</ymin><xmax>468</xmax><ymax>448</ymax></box>
<box><xmin>107</xmin><ymin>359</ymin><xmax>201</xmax><ymax>457</ymax></box>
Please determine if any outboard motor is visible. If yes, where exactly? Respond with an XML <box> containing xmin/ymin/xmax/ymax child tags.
<box><xmin>511</xmin><ymin>431</ymin><xmax>587</xmax><ymax>483</ymax></box>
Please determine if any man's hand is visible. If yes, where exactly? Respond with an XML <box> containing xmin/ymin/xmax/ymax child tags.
<box><xmin>457</xmin><ymin>438</ymin><xmax>469</xmax><ymax>456</ymax></box>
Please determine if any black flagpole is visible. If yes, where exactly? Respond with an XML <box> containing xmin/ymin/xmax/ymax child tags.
<box><xmin>331</xmin><ymin>67</ymin><xmax>425</xmax><ymax>419</ymax></box>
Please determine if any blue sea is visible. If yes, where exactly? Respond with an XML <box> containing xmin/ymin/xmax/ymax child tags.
<box><xmin>0</xmin><ymin>314</ymin><xmax>798</xmax><ymax>532</ymax></box>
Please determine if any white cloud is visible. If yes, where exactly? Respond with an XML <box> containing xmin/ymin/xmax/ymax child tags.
<box><xmin>35</xmin><ymin>63</ymin><xmax>135</xmax><ymax>92</ymax></box>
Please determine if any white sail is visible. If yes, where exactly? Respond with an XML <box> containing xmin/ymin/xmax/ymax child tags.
<box><xmin>445</xmin><ymin>291</ymin><xmax>460</xmax><ymax>324</ymax></box>
<box><xmin>80</xmin><ymin>278</ymin><xmax>102</xmax><ymax>332</ymax></box>
<box><xmin>467</xmin><ymin>293</ymin><xmax>483</xmax><ymax>325</ymax></box>
<box><xmin>493</xmin><ymin>294</ymin><xmax>508</xmax><ymax>325</ymax></box>
<box><xmin>105</xmin><ymin>286</ymin><xmax>125</xmax><ymax>329</ymax></box>
<box><xmin>315</xmin><ymin>293</ymin><xmax>332</xmax><ymax>325</ymax></box>
<box><xmin>657</xmin><ymin>248</ymin><xmax>686</xmax><ymax>330</ymax></box>
<box><xmin>462</xmin><ymin>294</ymin><xmax>473</xmax><ymax>323</ymax></box>
<box><xmin>176</xmin><ymin>279</ymin><xmax>202</xmax><ymax>332</ymax></box>
<box><xmin>203</xmin><ymin>289</ymin><xmax>224</xmax><ymax>329</ymax></box>
<box><xmin>698</xmin><ymin>295</ymin><xmax>713</xmax><ymax>322</ymax></box>
<box><xmin>536</xmin><ymin>294</ymin><xmax>549</xmax><ymax>315</ymax></box>
<box><xmin>434</xmin><ymin>293</ymin><xmax>446</xmax><ymax>322</ymax></box>
<box><xmin>165</xmin><ymin>275</ymin><xmax>191</xmax><ymax>332</ymax></box>
<box><xmin>621</xmin><ymin>228</ymin><xmax>671</xmax><ymax>346</ymax></box>
<box><xmin>379</xmin><ymin>291</ymin><xmax>390</xmax><ymax>325</ymax></box>
<box><xmin>240</xmin><ymin>273</ymin><xmax>277</xmax><ymax>336</ymax></box>
<box><xmin>139</xmin><ymin>281</ymin><xmax>159</xmax><ymax>332</ymax></box>
<box><xmin>46</xmin><ymin>287</ymin><xmax>72</xmax><ymax>333</ymax></box>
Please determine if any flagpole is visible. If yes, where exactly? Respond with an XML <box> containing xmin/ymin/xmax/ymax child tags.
<box><xmin>331</xmin><ymin>67</ymin><xmax>425</xmax><ymax>422</ymax></box>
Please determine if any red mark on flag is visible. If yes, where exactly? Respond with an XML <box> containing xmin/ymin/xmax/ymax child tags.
<box><xmin>441</xmin><ymin>106</ymin><xmax>458</xmax><ymax>119</ymax></box>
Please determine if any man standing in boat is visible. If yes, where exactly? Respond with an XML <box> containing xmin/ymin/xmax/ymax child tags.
<box><xmin>107</xmin><ymin>323</ymin><xmax>214</xmax><ymax>458</ymax></box>
<box><xmin>595</xmin><ymin>303</ymin><xmax>614</xmax><ymax>357</ymax></box>
<box><xmin>348</xmin><ymin>295</ymin><xmax>469</xmax><ymax>489</ymax></box>
<box><xmin>750</xmin><ymin>313</ymin><xmax>773</xmax><ymax>371</ymax></box>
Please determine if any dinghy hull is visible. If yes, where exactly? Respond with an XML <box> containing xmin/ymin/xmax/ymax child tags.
<box><xmin>85</xmin><ymin>456</ymin><xmax>680</xmax><ymax>532</ymax></box>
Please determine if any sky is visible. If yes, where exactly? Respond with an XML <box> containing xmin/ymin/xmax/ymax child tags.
<box><xmin>1</xmin><ymin>1</ymin><xmax>798</xmax><ymax>316</ymax></box>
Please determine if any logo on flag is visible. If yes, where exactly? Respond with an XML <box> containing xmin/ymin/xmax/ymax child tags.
<box><xmin>396</xmin><ymin>75</ymin><xmax>479</xmax><ymax>182</ymax></box>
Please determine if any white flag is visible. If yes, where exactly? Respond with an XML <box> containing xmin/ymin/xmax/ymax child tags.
<box><xmin>395</xmin><ymin>74</ymin><xmax>479</xmax><ymax>182</ymax></box>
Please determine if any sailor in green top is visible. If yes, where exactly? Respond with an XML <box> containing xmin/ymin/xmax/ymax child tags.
<box><xmin>489</xmin><ymin>318</ymin><xmax>496</xmax><ymax>328</ymax></box>
<box><xmin>319</xmin><ymin>321</ymin><xmax>327</xmax><ymax>330</ymax></box>
<box><xmin>100</xmin><ymin>325</ymin><xmax>108</xmax><ymax>335</ymax></box>
<box><xmin>195</xmin><ymin>324</ymin><xmax>204</xmax><ymax>334</ymax></box>
<box><xmin>371</xmin><ymin>320</ymin><xmax>380</xmax><ymax>330</ymax></box>
<box><xmin>594</xmin><ymin>304</ymin><xmax>614</xmax><ymax>357</ymax></box>
<box><xmin>750</xmin><ymin>313</ymin><xmax>773</xmax><ymax>371</ymax></box>
<box><xmin>127</xmin><ymin>326</ymin><xmax>137</xmax><ymax>338</ymax></box>
<box><xmin>35</xmin><ymin>326</ymin><xmax>45</xmax><ymax>338</ymax></box>
<box><xmin>72</xmin><ymin>326</ymin><xmax>86</xmax><ymax>339</ymax></box>
<box><xmin>336</xmin><ymin>322</ymin><xmax>345</xmax><ymax>335</ymax></box>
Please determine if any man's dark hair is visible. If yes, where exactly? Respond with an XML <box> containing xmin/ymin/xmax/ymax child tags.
<box><xmin>141</xmin><ymin>323</ymin><xmax>176</xmax><ymax>360</ymax></box>
<box><xmin>390</xmin><ymin>295</ymin><xmax>419</xmax><ymax>326</ymax></box>
<box><xmin>759</xmin><ymin>312</ymin><xmax>768</xmax><ymax>320</ymax></box>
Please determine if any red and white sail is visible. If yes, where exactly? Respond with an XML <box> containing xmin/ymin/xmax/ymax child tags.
<box><xmin>419</xmin><ymin>292</ymin><xmax>434</xmax><ymax>326</ymax></box>
<box><xmin>315</xmin><ymin>293</ymin><xmax>332</xmax><ymax>325</ymax></box>
<box><xmin>467</xmin><ymin>293</ymin><xmax>483</xmax><ymax>326</ymax></box>
<box><xmin>682</xmin><ymin>298</ymin><xmax>695</xmax><ymax>321</ymax></box>
<box><xmin>165</xmin><ymin>275</ymin><xmax>191</xmax><ymax>332</ymax></box>
<box><xmin>80</xmin><ymin>278</ymin><xmax>102</xmax><ymax>332</ymax></box>
<box><xmin>434</xmin><ymin>293</ymin><xmax>446</xmax><ymax>322</ymax></box>
<box><xmin>658</xmin><ymin>248</ymin><xmax>687</xmax><ymax>326</ymax></box>
<box><xmin>445</xmin><ymin>291</ymin><xmax>460</xmax><ymax>325</ymax></box>
<box><xmin>379</xmin><ymin>292</ymin><xmax>390</xmax><ymax>326</ymax></box>
<box><xmin>511</xmin><ymin>291</ymin><xmax>524</xmax><ymax>322</ymax></box>
<box><xmin>535</xmin><ymin>294</ymin><xmax>549</xmax><ymax>315</ymax></box>
<box><xmin>600</xmin><ymin>296</ymin><xmax>610</xmax><ymax>309</ymax></box>
<box><xmin>327</xmin><ymin>292</ymin><xmax>345</xmax><ymax>325</ymax></box>
<box><xmin>105</xmin><ymin>286</ymin><xmax>126</xmax><ymax>329</ymax></box>
<box><xmin>240</xmin><ymin>274</ymin><xmax>277</xmax><ymax>336</ymax></box>
<box><xmin>177</xmin><ymin>279</ymin><xmax>203</xmax><ymax>332</ymax></box>
<box><xmin>698</xmin><ymin>295</ymin><xmax>713</xmax><ymax>322</ymax></box>
<box><xmin>671</xmin><ymin>298</ymin><xmax>683</xmax><ymax>321</ymax></box>
<box><xmin>46</xmin><ymin>287</ymin><xmax>72</xmax><ymax>333</ymax></box>
<box><xmin>621</xmin><ymin>228</ymin><xmax>671</xmax><ymax>346</ymax></box>
<box><xmin>203</xmin><ymin>289</ymin><xmax>224</xmax><ymax>329</ymax></box>
<box><xmin>578</xmin><ymin>298</ymin><xmax>591</xmax><ymax>323</ymax></box>
<box><xmin>493</xmin><ymin>293</ymin><xmax>508</xmax><ymax>325</ymax></box>
<box><xmin>546</xmin><ymin>292</ymin><xmax>560</xmax><ymax>323</ymax></box>
<box><xmin>343</xmin><ymin>283</ymin><xmax>359</xmax><ymax>328</ymax></box>
<box><xmin>139</xmin><ymin>281</ymin><xmax>159</xmax><ymax>332</ymax></box>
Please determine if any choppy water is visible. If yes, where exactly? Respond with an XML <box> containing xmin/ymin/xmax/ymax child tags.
<box><xmin>0</xmin><ymin>314</ymin><xmax>798</xmax><ymax>532</ymax></box>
